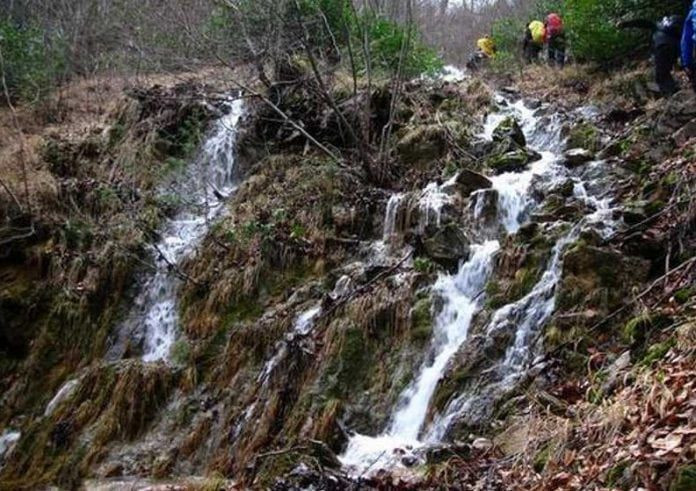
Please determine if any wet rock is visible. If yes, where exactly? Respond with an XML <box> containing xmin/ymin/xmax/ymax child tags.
<box><xmin>401</xmin><ymin>455</ymin><xmax>418</xmax><ymax>467</ymax></box>
<box><xmin>493</xmin><ymin>116</ymin><xmax>526</xmax><ymax>147</ymax></box>
<box><xmin>563</xmin><ymin>148</ymin><xmax>595</xmax><ymax>168</ymax></box>
<box><xmin>453</xmin><ymin>169</ymin><xmax>492</xmax><ymax>197</ymax></box>
<box><xmin>487</xmin><ymin>148</ymin><xmax>540</xmax><ymax>174</ymax></box>
<box><xmin>601</xmin><ymin>351</ymin><xmax>631</xmax><ymax>395</ymax></box>
<box><xmin>423</xmin><ymin>224</ymin><xmax>470</xmax><ymax>270</ymax></box>
<box><xmin>672</xmin><ymin>118</ymin><xmax>696</xmax><ymax>147</ymax></box>
<box><xmin>471</xmin><ymin>189</ymin><xmax>499</xmax><ymax>230</ymax></box>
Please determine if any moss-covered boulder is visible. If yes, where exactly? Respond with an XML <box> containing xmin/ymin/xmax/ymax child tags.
<box><xmin>396</xmin><ymin>124</ymin><xmax>448</xmax><ymax>165</ymax></box>
<box><xmin>493</xmin><ymin>116</ymin><xmax>526</xmax><ymax>147</ymax></box>
<box><xmin>423</xmin><ymin>223</ymin><xmax>471</xmax><ymax>270</ymax></box>
<box><xmin>487</xmin><ymin>148</ymin><xmax>541</xmax><ymax>174</ymax></box>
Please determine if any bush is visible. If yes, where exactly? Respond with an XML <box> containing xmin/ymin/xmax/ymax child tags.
<box><xmin>364</xmin><ymin>15</ymin><xmax>443</xmax><ymax>77</ymax></box>
<box><xmin>0</xmin><ymin>20</ymin><xmax>64</xmax><ymax>102</ymax></box>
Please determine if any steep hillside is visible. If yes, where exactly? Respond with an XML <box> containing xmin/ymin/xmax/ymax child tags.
<box><xmin>0</xmin><ymin>60</ymin><xmax>694</xmax><ymax>491</ymax></box>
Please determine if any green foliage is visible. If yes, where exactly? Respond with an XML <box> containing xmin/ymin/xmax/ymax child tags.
<box><xmin>671</xmin><ymin>465</ymin><xmax>696</xmax><ymax>491</ymax></box>
<box><xmin>0</xmin><ymin>19</ymin><xmax>64</xmax><ymax>102</ymax></box>
<box><xmin>362</xmin><ymin>15</ymin><xmax>442</xmax><ymax>77</ymax></box>
<box><xmin>491</xmin><ymin>17</ymin><xmax>526</xmax><ymax>58</ymax></box>
<box><xmin>413</xmin><ymin>257</ymin><xmax>434</xmax><ymax>274</ymax></box>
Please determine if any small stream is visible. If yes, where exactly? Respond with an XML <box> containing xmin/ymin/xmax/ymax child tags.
<box><xmin>341</xmin><ymin>91</ymin><xmax>614</xmax><ymax>473</ymax></box>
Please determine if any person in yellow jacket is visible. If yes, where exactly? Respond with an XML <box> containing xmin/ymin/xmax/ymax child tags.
<box><xmin>523</xmin><ymin>20</ymin><xmax>545</xmax><ymax>62</ymax></box>
<box><xmin>467</xmin><ymin>36</ymin><xmax>496</xmax><ymax>71</ymax></box>
<box><xmin>477</xmin><ymin>36</ymin><xmax>497</xmax><ymax>58</ymax></box>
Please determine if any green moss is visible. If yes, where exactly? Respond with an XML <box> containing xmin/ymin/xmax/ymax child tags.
<box><xmin>566</xmin><ymin>122</ymin><xmax>600</xmax><ymax>151</ymax></box>
<box><xmin>325</xmin><ymin>326</ymin><xmax>372</xmax><ymax>399</ymax></box>
<box><xmin>533</xmin><ymin>444</ymin><xmax>551</xmax><ymax>472</ymax></box>
<box><xmin>413</xmin><ymin>257</ymin><xmax>434</xmax><ymax>274</ymax></box>
<box><xmin>622</xmin><ymin>313</ymin><xmax>671</xmax><ymax>347</ymax></box>
<box><xmin>223</xmin><ymin>299</ymin><xmax>264</xmax><ymax>327</ymax></box>
<box><xmin>671</xmin><ymin>465</ymin><xmax>696</xmax><ymax>491</ymax></box>
<box><xmin>674</xmin><ymin>287</ymin><xmax>694</xmax><ymax>304</ymax></box>
<box><xmin>411</xmin><ymin>298</ymin><xmax>433</xmax><ymax>346</ymax></box>
<box><xmin>640</xmin><ymin>339</ymin><xmax>676</xmax><ymax>367</ymax></box>
<box><xmin>171</xmin><ymin>339</ymin><xmax>191</xmax><ymax>366</ymax></box>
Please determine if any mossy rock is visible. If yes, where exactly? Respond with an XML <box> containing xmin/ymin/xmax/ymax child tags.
<box><xmin>493</xmin><ymin>116</ymin><xmax>526</xmax><ymax>147</ymax></box>
<box><xmin>411</xmin><ymin>297</ymin><xmax>434</xmax><ymax>346</ymax></box>
<box><xmin>486</xmin><ymin>148</ymin><xmax>540</xmax><ymax>174</ymax></box>
<box><xmin>565</xmin><ymin>122</ymin><xmax>600</xmax><ymax>152</ymax></box>
<box><xmin>396</xmin><ymin>124</ymin><xmax>448</xmax><ymax>165</ymax></box>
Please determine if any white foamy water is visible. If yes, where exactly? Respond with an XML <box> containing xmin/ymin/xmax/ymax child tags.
<box><xmin>118</xmin><ymin>99</ymin><xmax>244</xmax><ymax>363</ymax></box>
<box><xmin>258</xmin><ymin>304</ymin><xmax>322</xmax><ymax>383</ymax></box>
<box><xmin>0</xmin><ymin>430</ymin><xmax>20</xmax><ymax>463</ymax></box>
<box><xmin>341</xmin><ymin>241</ymin><xmax>500</xmax><ymax>470</ymax></box>
<box><xmin>341</xmin><ymin>91</ymin><xmax>609</xmax><ymax>474</ymax></box>
<box><xmin>383</xmin><ymin>193</ymin><xmax>406</xmax><ymax>242</ymax></box>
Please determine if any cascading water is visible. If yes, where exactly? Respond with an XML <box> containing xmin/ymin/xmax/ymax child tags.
<box><xmin>0</xmin><ymin>430</ymin><xmax>20</xmax><ymax>466</ymax></box>
<box><xmin>341</xmin><ymin>93</ymin><xmax>611</xmax><ymax>474</ymax></box>
<box><xmin>258</xmin><ymin>304</ymin><xmax>322</xmax><ymax>384</ymax></box>
<box><xmin>116</xmin><ymin>99</ymin><xmax>244</xmax><ymax>363</ymax></box>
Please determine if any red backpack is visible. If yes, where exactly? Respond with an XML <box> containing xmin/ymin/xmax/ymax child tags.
<box><xmin>545</xmin><ymin>13</ymin><xmax>563</xmax><ymax>39</ymax></box>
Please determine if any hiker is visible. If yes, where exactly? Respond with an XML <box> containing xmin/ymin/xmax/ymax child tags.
<box><xmin>682</xmin><ymin>2</ymin><xmax>696</xmax><ymax>91</ymax></box>
<box><xmin>523</xmin><ymin>20</ymin><xmax>545</xmax><ymax>63</ymax></box>
<box><xmin>622</xmin><ymin>16</ymin><xmax>684</xmax><ymax>95</ymax></box>
<box><xmin>545</xmin><ymin>13</ymin><xmax>566</xmax><ymax>68</ymax></box>
<box><xmin>467</xmin><ymin>36</ymin><xmax>496</xmax><ymax>71</ymax></box>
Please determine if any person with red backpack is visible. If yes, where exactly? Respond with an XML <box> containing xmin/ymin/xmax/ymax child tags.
<box><xmin>545</xmin><ymin>13</ymin><xmax>566</xmax><ymax>68</ymax></box>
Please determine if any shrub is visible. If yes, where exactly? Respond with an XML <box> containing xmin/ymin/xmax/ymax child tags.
<box><xmin>0</xmin><ymin>20</ymin><xmax>64</xmax><ymax>102</ymax></box>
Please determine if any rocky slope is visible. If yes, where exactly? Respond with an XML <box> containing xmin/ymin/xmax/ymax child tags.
<box><xmin>0</xmin><ymin>62</ymin><xmax>694</xmax><ymax>491</ymax></box>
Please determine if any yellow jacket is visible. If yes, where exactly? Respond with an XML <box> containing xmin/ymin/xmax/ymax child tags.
<box><xmin>528</xmin><ymin>20</ymin><xmax>546</xmax><ymax>45</ymax></box>
<box><xmin>477</xmin><ymin>37</ymin><xmax>496</xmax><ymax>58</ymax></box>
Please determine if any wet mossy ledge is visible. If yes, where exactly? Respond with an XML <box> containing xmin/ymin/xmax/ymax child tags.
<box><xmin>0</xmin><ymin>362</ymin><xmax>175</xmax><ymax>490</ymax></box>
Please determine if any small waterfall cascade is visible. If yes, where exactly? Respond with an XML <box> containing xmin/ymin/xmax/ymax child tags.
<box><xmin>44</xmin><ymin>378</ymin><xmax>80</xmax><ymax>417</ymax></box>
<box><xmin>117</xmin><ymin>99</ymin><xmax>245</xmax><ymax>363</ymax></box>
<box><xmin>341</xmin><ymin>93</ymin><xmax>611</xmax><ymax>474</ymax></box>
<box><xmin>258</xmin><ymin>304</ymin><xmax>322</xmax><ymax>384</ymax></box>
<box><xmin>0</xmin><ymin>430</ymin><xmax>20</xmax><ymax>466</ymax></box>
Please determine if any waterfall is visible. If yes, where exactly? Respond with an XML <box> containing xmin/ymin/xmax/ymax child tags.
<box><xmin>0</xmin><ymin>430</ymin><xmax>20</xmax><ymax>466</ymax></box>
<box><xmin>339</xmin><ymin>93</ymin><xmax>604</xmax><ymax>474</ymax></box>
<box><xmin>258</xmin><ymin>304</ymin><xmax>322</xmax><ymax>384</ymax></box>
<box><xmin>114</xmin><ymin>99</ymin><xmax>244</xmax><ymax>363</ymax></box>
